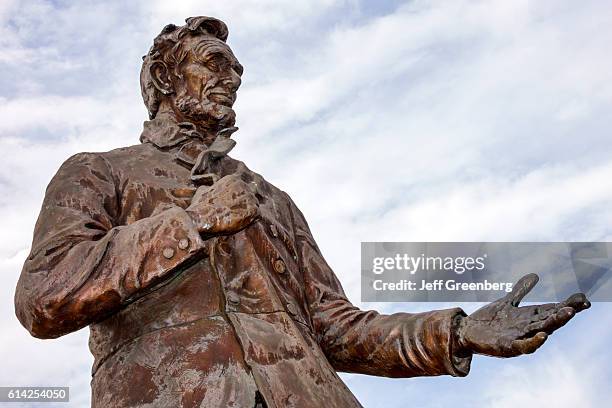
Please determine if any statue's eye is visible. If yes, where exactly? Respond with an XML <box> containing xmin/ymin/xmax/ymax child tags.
<box><xmin>204</xmin><ymin>54</ymin><xmax>232</xmax><ymax>73</ymax></box>
<box><xmin>206</xmin><ymin>58</ymin><xmax>220</xmax><ymax>72</ymax></box>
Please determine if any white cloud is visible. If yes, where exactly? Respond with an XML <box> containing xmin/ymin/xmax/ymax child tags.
<box><xmin>484</xmin><ymin>356</ymin><xmax>594</xmax><ymax>407</ymax></box>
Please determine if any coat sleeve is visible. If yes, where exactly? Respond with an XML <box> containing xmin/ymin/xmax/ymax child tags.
<box><xmin>15</xmin><ymin>152</ymin><xmax>206</xmax><ymax>339</ymax></box>
<box><xmin>286</xmin><ymin>195</ymin><xmax>472</xmax><ymax>378</ymax></box>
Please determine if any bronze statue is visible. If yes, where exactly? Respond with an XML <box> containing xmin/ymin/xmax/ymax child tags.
<box><xmin>14</xmin><ymin>16</ymin><xmax>590</xmax><ymax>408</ymax></box>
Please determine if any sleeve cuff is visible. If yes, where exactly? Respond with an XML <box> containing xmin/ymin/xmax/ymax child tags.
<box><xmin>402</xmin><ymin>307</ymin><xmax>473</xmax><ymax>377</ymax></box>
<box><xmin>138</xmin><ymin>206</ymin><xmax>206</xmax><ymax>288</ymax></box>
<box><xmin>443</xmin><ymin>307</ymin><xmax>473</xmax><ymax>377</ymax></box>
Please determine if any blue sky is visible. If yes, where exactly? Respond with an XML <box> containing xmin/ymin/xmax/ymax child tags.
<box><xmin>1</xmin><ymin>0</ymin><xmax>611</xmax><ymax>406</ymax></box>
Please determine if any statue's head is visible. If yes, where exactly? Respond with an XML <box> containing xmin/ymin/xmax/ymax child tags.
<box><xmin>140</xmin><ymin>16</ymin><xmax>243</xmax><ymax>131</ymax></box>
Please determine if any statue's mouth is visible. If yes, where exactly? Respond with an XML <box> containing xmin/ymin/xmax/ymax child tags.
<box><xmin>208</xmin><ymin>92</ymin><xmax>234</xmax><ymax>107</ymax></box>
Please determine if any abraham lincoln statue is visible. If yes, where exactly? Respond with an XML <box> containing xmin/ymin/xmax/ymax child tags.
<box><xmin>15</xmin><ymin>17</ymin><xmax>590</xmax><ymax>408</ymax></box>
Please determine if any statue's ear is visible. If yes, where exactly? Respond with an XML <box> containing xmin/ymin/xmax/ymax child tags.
<box><xmin>149</xmin><ymin>61</ymin><xmax>174</xmax><ymax>95</ymax></box>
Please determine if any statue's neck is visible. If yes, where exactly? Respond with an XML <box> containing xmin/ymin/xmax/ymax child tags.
<box><xmin>155</xmin><ymin>102</ymin><xmax>218</xmax><ymax>144</ymax></box>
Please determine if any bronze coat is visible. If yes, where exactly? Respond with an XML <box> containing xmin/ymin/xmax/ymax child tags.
<box><xmin>15</xmin><ymin>119</ymin><xmax>472</xmax><ymax>407</ymax></box>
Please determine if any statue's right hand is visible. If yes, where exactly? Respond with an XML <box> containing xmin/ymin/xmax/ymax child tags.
<box><xmin>186</xmin><ymin>174</ymin><xmax>259</xmax><ymax>236</ymax></box>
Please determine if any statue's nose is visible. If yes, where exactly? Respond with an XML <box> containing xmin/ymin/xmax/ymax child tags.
<box><xmin>225</xmin><ymin>69</ymin><xmax>241</xmax><ymax>93</ymax></box>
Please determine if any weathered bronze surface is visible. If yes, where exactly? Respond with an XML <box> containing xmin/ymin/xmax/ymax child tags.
<box><xmin>14</xmin><ymin>16</ymin><xmax>590</xmax><ymax>408</ymax></box>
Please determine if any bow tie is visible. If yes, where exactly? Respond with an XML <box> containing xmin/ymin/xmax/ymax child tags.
<box><xmin>189</xmin><ymin>126</ymin><xmax>237</xmax><ymax>185</ymax></box>
<box><xmin>139</xmin><ymin>115</ymin><xmax>238</xmax><ymax>186</ymax></box>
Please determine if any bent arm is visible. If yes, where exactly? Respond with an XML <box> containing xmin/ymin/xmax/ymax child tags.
<box><xmin>15</xmin><ymin>153</ymin><xmax>205</xmax><ymax>338</ymax></box>
<box><xmin>287</xmin><ymin>195</ymin><xmax>472</xmax><ymax>377</ymax></box>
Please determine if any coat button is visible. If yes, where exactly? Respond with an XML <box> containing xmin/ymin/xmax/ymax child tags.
<box><xmin>162</xmin><ymin>247</ymin><xmax>175</xmax><ymax>259</ymax></box>
<box><xmin>286</xmin><ymin>303</ymin><xmax>298</xmax><ymax>315</ymax></box>
<box><xmin>178</xmin><ymin>238</ymin><xmax>190</xmax><ymax>250</ymax></box>
<box><xmin>269</xmin><ymin>224</ymin><xmax>278</xmax><ymax>237</ymax></box>
<box><xmin>226</xmin><ymin>292</ymin><xmax>240</xmax><ymax>305</ymax></box>
<box><xmin>273</xmin><ymin>259</ymin><xmax>286</xmax><ymax>274</ymax></box>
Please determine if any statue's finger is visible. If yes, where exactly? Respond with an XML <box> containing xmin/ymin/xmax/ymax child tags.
<box><xmin>507</xmin><ymin>273</ymin><xmax>539</xmax><ymax>307</ymax></box>
<box><xmin>524</xmin><ymin>307</ymin><xmax>575</xmax><ymax>336</ymax></box>
<box><xmin>511</xmin><ymin>332</ymin><xmax>548</xmax><ymax>355</ymax></box>
<box><xmin>561</xmin><ymin>293</ymin><xmax>591</xmax><ymax>312</ymax></box>
<box><xmin>530</xmin><ymin>303</ymin><xmax>558</xmax><ymax>317</ymax></box>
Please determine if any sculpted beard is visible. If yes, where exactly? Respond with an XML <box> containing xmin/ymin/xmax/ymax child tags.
<box><xmin>175</xmin><ymin>92</ymin><xmax>236</xmax><ymax>130</ymax></box>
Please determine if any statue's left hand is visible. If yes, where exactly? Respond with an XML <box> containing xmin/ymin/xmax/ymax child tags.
<box><xmin>456</xmin><ymin>273</ymin><xmax>590</xmax><ymax>357</ymax></box>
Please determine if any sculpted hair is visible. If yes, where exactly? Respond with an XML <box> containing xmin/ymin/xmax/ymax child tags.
<box><xmin>140</xmin><ymin>16</ymin><xmax>229</xmax><ymax>119</ymax></box>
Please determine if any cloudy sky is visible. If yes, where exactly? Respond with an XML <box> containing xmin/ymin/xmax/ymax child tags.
<box><xmin>1</xmin><ymin>0</ymin><xmax>611</xmax><ymax>406</ymax></box>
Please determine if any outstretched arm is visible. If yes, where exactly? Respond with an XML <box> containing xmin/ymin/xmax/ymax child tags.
<box><xmin>287</xmin><ymin>195</ymin><xmax>590</xmax><ymax>376</ymax></box>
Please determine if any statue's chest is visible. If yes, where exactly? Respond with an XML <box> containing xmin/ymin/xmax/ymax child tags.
<box><xmin>114</xmin><ymin>153</ymin><xmax>291</xmax><ymax>232</ymax></box>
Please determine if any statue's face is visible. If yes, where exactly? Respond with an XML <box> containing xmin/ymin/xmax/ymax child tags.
<box><xmin>171</xmin><ymin>35</ymin><xmax>243</xmax><ymax>130</ymax></box>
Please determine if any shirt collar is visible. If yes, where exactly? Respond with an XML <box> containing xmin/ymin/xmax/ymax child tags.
<box><xmin>139</xmin><ymin>114</ymin><xmax>205</xmax><ymax>149</ymax></box>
